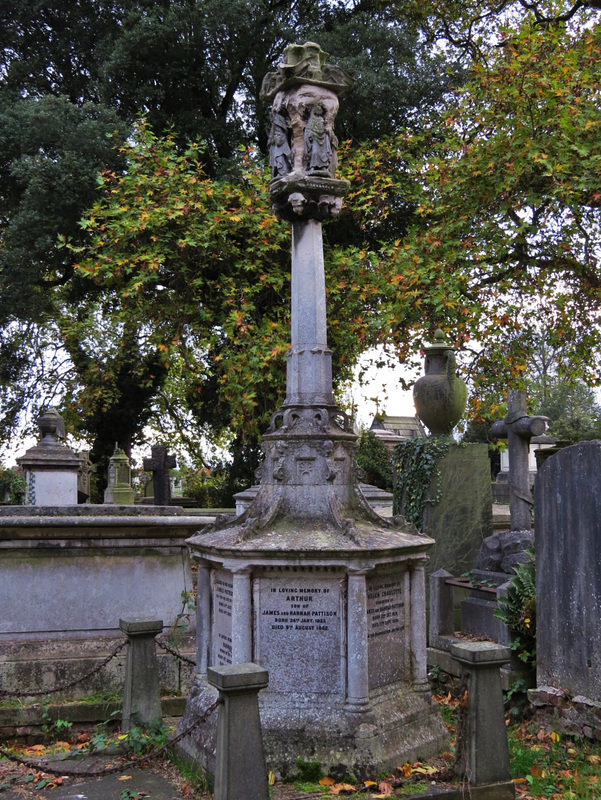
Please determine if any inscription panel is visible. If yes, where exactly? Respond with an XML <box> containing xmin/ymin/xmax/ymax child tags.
<box><xmin>367</xmin><ymin>572</ymin><xmax>406</xmax><ymax>688</ymax></box>
<box><xmin>257</xmin><ymin>572</ymin><xmax>344</xmax><ymax>694</ymax></box>
<box><xmin>212</xmin><ymin>570</ymin><xmax>233</xmax><ymax>666</ymax></box>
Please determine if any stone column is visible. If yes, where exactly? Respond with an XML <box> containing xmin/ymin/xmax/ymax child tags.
<box><xmin>120</xmin><ymin>617</ymin><xmax>163</xmax><ymax>731</ymax></box>
<box><xmin>208</xmin><ymin>663</ymin><xmax>270</xmax><ymax>800</ymax></box>
<box><xmin>196</xmin><ymin>561</ymin><xmax>212</xmax><ymax>673</ymax></box>
<box><xmin>286</xmin><ymin>219</ymin><xmax>333</xmax><ymax>407</ymax></box>
<box><xmin>410</xmin><ymin>561</ymin><xmax>429</xmax><ymax>690</ymax></box>
<box><xmin>345</xmin><ymin>570</ymin><xmax>370</xmax><ymax>712</ymax></box>
<box><xmin>231</xmin><ymin>567</ymin><xmax>253</xmax><ymax>663</ymax></box>
<box><xmin>450</xmin><ymin>641</ymin><xmax>513</xmax><ymax>791</ymax></box>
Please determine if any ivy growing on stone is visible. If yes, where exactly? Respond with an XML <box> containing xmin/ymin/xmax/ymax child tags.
<box><xmin>392</xmin><ymin>436</ymin><xmax>452</xmax><ymax>530</ymax></box>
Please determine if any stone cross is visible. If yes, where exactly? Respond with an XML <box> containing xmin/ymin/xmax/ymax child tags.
<box><xmin>143</xmin><ymin>445</ymin><xmax>176</xmax><ymax>506</ymax></box>
<box><xmin>491</xmin><ymin>389</ymin><xmax>547</xmax><ymax>531</ymax></box>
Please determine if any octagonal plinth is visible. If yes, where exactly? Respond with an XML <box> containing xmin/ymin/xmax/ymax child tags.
<box><xmin>178</xmin><ymin>516</ymin><xmax>448</xmax><ymax>779</ymax></box>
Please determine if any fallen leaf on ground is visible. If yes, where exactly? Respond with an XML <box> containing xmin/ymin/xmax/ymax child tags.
<box><xmin>268</xmin><ymin>771</ymin><xmax>276</xmax><ymax>785</ymax></box>
<box><xmin>117</xmin><ymin>774</ymin><xmax>133</xmax><ymax>780</ymax></box>
<box><xmin>377</xmin><ymin>780</ymin><xmax>393</xmax><ymax>795</ymax></box>
<box><xmin>364</xmin><ymin>780</ymin><xmax>378</xmax><ymax>787</ymax></box>
<box><xmin>398</xmin><ymin>762</ymin><xmax>412</xmax><ymax>777</ymax></box>
<box><xmin>413</xmin><ymin>765</ymin><xmax>438</xmax><ymax>775</ymax></box>
<box><xmin>588</xmin><ymin>754</ymin><xmax>601</xmax><ymax>764</ymax></box>
<box><xmin>320</xmin><ymin>776</ymin><xmax>335</xmax><ymax>785</ymax></box>
<box><xmin>328</xmin><ymin>782</ymin><xmax>356</xmax><ymax>795</ymax></box>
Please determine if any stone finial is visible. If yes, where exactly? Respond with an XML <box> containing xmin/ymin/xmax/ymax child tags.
<box><xmin>261</xmin><ymin>42</ymin><xmax>353</xmax><ymax>222</ymax></box>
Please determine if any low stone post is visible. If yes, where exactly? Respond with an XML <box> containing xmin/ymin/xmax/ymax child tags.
<box><xmin>429</xmin><ymin>568</ymin><xmax>454</xmax><ymax>648</ymax></box>
<box><xmin>450</xmin><ymin>641</ymin><xmax>514</xmax><ymax>797</ymax></box>
<box><xmin>120</xmin><ymin>618</ymin><xmax>163</xmax><ymax>731</ymax></box>
<box><xmin>207</xmin><ymin>663</ymin><xmax>269</xmax><ymax>800</ymax></box>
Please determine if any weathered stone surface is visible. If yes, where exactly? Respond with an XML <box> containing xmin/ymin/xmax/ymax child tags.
<box><xmin>535</xmin><ymin>441</ymin><xmax>601</xmax><ymax>701</ymax></box>
<box><xmin>491</xmin><ymin>390</ymin><xmax>547</xmax><ymax>531</ymax></box>
<box><xmin>208</xmin><ymin>664</ymin><xmax>269</xmax><ymax>800</ymax></box>
<box><xmin>475</xmin><ymin>529</ymin><xmax>534</xmax><ymax>573</ymax></box>
<box><xmin>0</xmin><ymin>515</ymin><xmax>201</xmax><ymax>638</ymax></box>
<box><xmin>16</xmin><ymin>409</ymin><xmax>81</xmax><ymax>506</ymax></box>
<box><xmin>423</xmin><ymin>443</ymin><xmax>492</xmax><ymax>577</ymax></box>
<box><xmin>451</xmin><ymin>642</ymin><xmax>512</xmax><ymax>787</ymax></box>
<box><xmin>120</xmin><ymin>618</ymin><xmax>163</xmax><ymax>731</ymax></box>
<box><xmin>143</xmin><ymin>445</ymin><xmax>176</xmax><ymax>506</ymax></box>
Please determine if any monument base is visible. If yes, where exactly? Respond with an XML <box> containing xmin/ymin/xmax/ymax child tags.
<box><xmin>178</xmin><ymin>507</ymin><xmax>448</xmax><ymax>779</ymax></box>
<box><xmin>179</xmin><ymin>677</ymin><xmax>446</xmax><ymax>780</ymax></box>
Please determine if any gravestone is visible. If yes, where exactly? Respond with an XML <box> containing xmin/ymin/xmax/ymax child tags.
<box><xmin>422</xmin><ymin>443</ymin><xmax>492</xmax><ymax>578</ymax></box>
<box><xmin>529</xmin><ymin>441</ymin><xmax>601</xmax><ymax>737</ymax></box>
<box><xmin>143</xmin><ymin>445</ymin><xmax>176</xmax><ymax>506</ymax></box>
<box><xmin>178</xmin><ymin>42</ymin><xmax>447</xmax><ymax>779</ymax></box>
<box><xmin>490</xmin><ymin>390</ymin><xmax>547</xmax><ymax>533</ymax></box>
<box><xmin>16</xmin><ymin>409</ymin><xmax>81</xmax><ymax>505</ymax></box>
<box><xmin>103</xmin><ymin>445</ymin><xmax>135</xmax><ymax>505</ymax></box>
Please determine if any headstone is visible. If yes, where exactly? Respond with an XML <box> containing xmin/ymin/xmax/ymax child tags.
<box><xmin>104</xmin><ymin>444</ymin><xmax>135</xmax><ymax>505</ymax></box>
<box><xmin>422</xmin><ymin>443</ymin><xmax>492</xmax><ymax>577</ymax></box>
<box><xmin>143</xmin><ymin>445</ymin><xmax>176</xmax><ymax>506</ymax></box>
<box><xmin>16</xmin><ymin>409</ymin><xmax>81</xmax><ymax>505</ymax></box>
<box><xmin>178</xmin><ymin>43</ymin><xmax>447</xmax><ymax>780</ymax></box>
<box><xmin>77</xmin><ymin>451</ymin><xmax>96</xmax><ymax>503</ymax></box>
<box><xmin>533</xmin><ymin>442</ymin><xmax>601</xmax><ymax>724</ymax></box>
<box><xmin>491</xmin><ymin>390</ymin><xmax>547</xmax><ymax>532</ymax></box>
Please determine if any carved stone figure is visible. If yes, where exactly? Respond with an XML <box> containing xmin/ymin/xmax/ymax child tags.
<box><xmin>260</xmin><ymin>42</ymin><xmax>352</xmax><ymax>220</ymax></box>
<box><xmin>304</xmin><ymin>105</ymin><xmax>333</xmax><ymax>175</ymax></box>
<box><xmin>268</xmin><ymin>110</ymin><xmax>292</xmax><ymax>177</ymax></box>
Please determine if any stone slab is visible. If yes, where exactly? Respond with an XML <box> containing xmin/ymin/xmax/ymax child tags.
<box><xmin>535</xmin><ymin>441</ymin><xmax>601</xmax><ymax>699</ymax></box>
<box><xmin>366</xmin><ymin>571</ymin><xmax>406</xmax><ymax>688</ymax></box>
<box><xmin>255</xmin><ymin>570</ymin><xmax>344</xmax><ymax>694</ymax></box>
<box><xmin>423</xmin><ymin>443</ymin><xmax>492</xmax><ymax>577</ymax></box>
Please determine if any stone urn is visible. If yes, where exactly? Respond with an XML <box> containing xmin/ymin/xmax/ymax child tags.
<box><xmin>413</xmin><ymin>329</ymin><xmax>467</xmax><ymax>435</ymax></box>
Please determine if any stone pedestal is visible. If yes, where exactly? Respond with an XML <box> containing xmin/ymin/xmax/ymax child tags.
<box><xmin>17</xmin><ymin>409</ymin><xmax>81</xmax><ymax>506</ymax></box>
<box><xmin>450</xmin><ymin>642</ymin><xmax>513</xmax><ymax>793</ymax></box>
<box><xmin>179</xmin><ymin>522</ymin><xmax>447</xmax><ymax>778</ymax></box>
<box><xmin>120</xmin><ymin>617</ymin><xmax>163</xmax><ymax>730</ymax></box>
<box><xmin>208</xmin><ymin>664</ymin><xmax>269</xmax><ymax>800</ymax></box>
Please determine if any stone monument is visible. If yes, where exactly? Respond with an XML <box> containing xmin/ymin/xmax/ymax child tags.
<box><xmin>399</xmin><ymin>331</ymin><xmax>491</xmax><ymax>578</ymax></box>
<box><xmin>103</xmin><ymin>444</ymin><xmax>135</xmax><ymax>505</ymax></box>
<box><xmin>143</xmin><ymin>445</ymin><xmax>176</xmax><ymax>506</ymax></box>
<box><xmin>473</xmin><ymin>390</ymin><xmax>548</xmax><ymax>579</ymax></box>
<box><xmin>178</xmin><ymin>43</ymin><xmax>447</xmax><ymax>778</ymax></box>
<box><xmin>17</xmin><ymin>409</ymin><xmax>81</xmax><ymax>505</ymax></box>
<box><xmin>528</xmin><ymin>441</ymin><xmax>601</xmax><ymax>739</ymax></box>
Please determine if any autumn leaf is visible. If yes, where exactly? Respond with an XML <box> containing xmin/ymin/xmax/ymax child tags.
<box><xmin>398</xmin><ymin>762</ymin><xmax>412</xmax><ymax>778</ymax></box>
<box><xmin>329</xmin><ymin>782</ymin><xmax>356</xmax><ymax>795</ymax></box>
<box><xmin>320</xmin><ymin>776</ymin><xmax>335</xmax><ymax>786</ymax></box>
<box><xmin>117</xmin><ymin>775</ymin><xmax>133</xmax><ymax>780</ymax></box>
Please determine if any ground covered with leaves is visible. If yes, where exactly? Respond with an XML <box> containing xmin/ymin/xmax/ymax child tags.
<box><xmin>1</xmin><ymin>693</ymin><xmax>601</xmax><ymax>798</ymax></box>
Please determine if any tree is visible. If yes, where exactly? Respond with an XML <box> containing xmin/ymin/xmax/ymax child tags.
<box><xmin>533</xmin><ymin>381</ymin><xmax>601</xmax><ymax>443</ymax></box>
<box><xmin>386</xmin><ymin>13</ymin><xmax>601</xmax><ymax>420</ymax></box>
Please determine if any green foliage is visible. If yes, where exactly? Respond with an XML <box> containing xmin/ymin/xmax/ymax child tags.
<box><xmin>0</xmin><ymin>466</ymin><xmax>26</xmax><ymax>504</ymax></box>
<box><xmin>392</xmin><ymin>436</ymin><xmax>451</xmax><ymax>529</ymax></box>
<box><xmin>533</xmin><ymin>380</ymin><xmax>601</xmax><ymax>444</ymax></box>
<box><xmin>495</xmin><ymin>550</ymin><xmax>536</xmax><ymax>670</ymax></box>
<box><xmin>118</xmin><ymin>720</ymin><xmax>169</xmax><ymax>756</ymax></box>
<box><xmin>294</xmin><ymin>758</ymin><xmax>323</xmax><ymax>783</ymax></box>
<box><xmin>355</xmin><ymin>430</ymin><xmax>393</xmax><ymax>491</ymax></box>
